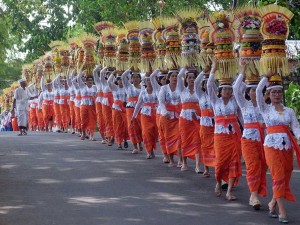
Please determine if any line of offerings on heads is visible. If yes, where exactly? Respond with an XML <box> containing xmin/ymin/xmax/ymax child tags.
<box><xmin>258</xmin><ymin>4</ymin><xmax>293</xmax><ymax>85</ymax></box>
<box><xmin>233</xmin><ymin>4</ymin><xmax>263</xmax><ymax>86</ymax></box>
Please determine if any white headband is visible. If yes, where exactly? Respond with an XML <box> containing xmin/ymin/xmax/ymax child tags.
<box><xmin>18</xmin><ymin>78</ymin><xmax>26</xmax><ymax>83</ymax></box>
<box><xmin>168</xmin><ymin>70</ymin><xmax>178</xmax><ymax>73</ymax></box>
<box><xmin>219</xmin><ymin>84</ymin><xmax>232</xmax><ymax>88</ymax></box>
<box><xmin>246</xmin><ymin>84</ymin><xmax>258</xmax><ymax>88</ymax></box>
<box><xmin>266</xmin><ymin>85</ymin><xmax>283</xmax><ymax>90</ymax></box>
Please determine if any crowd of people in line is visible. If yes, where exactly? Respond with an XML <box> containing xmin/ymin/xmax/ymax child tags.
<box><xmin>5</xmin><ymin>61</ymin><xmax>300</xmax><ymax>224</ymax></box>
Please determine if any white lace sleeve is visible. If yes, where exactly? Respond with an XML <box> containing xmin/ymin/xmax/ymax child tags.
<box><xmin>41</xmin><ymin>76</ymin><xmax>46</xmax><ymax>92</ymax></box>
<box><xmin>289</xmin><ymin>108</ymin><xmax>300</xmax><ymax>139</ymax></box>
<box><xmin>158</xmin><ymin>87</ymin><xmax>167</xmax><ymax>116</ymax></box>
<box><xmin>121</xmin><ymin>70</ymin><xmax>131</xmax><ymax>90</ymax></box>
<box><xmin>38</xmin><ymin>93</ymin><xmax>43</xmax><ymax>109</ymax></box>
<box><xmin>66</xmin><ymin>70</ymin><xmax>72</xmax><ymax>87</ymax></box>
<box><xmin>176</xmin><ymin>69</ymin><xmax>185</xmax><ymax>93</ymax></box>
<box><xmin>107</xmin><ymin>74</ymin><xmax>117</xmax><ymax>92</ymax></box>
<box><xmin>150</xmin><ymin>70</ymin><xmax>161</xmax><ymax>96</ymax></box>
<box><xmin>72</xmin><ymin>77</ymin><xmax>79</xmax><ymax>90</ymax></box>
<box><xmin>256</xmin><ymin>77</ymin><xmax>268</xmax><ymax>113</ymax></box>
<box><xmin>207</xmin><ymin>72</ymin><xmax>217</xmax><ymax>105</ymax></box>
<box><xmin>132</xmin><ymin>91</ymin><xmax>143</xmax><ymax>119</ymax></box>
<box><xmin>233</xmin><ymin>73</ymin><xmax>247</xmax><ymax>109</ymax></box>
<box><xmin>195</xmin><ymin>71</ymin><xmax>204</xmax><ymax>99</ymax></box>
<box><xmin>77</xmin><ymin>71</ymin><xmax>86</xmax><ymax>88</ymax></box>
<box><xmin>53</xmin><ymin>75</ymin><xmax>60</xmax><ymax>89</ymax></box>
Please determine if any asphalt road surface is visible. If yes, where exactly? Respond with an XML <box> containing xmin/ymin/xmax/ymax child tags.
<box><xmin>0</xmin><ymin>131</ymin><xmax>299</xmax><ymax>225</ymax></box>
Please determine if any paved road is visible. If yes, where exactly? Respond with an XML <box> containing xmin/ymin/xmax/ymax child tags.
<box><xmin>0</xmin><ymin>131</ymin><xmax>299</xmax><ymax>225</ymax></box>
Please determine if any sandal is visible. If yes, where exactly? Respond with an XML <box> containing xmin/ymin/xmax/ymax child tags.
<box><xmin>80</xmin><ymin>136</ymin><xmax>85</xmax><ymax>140</ymax></box>
<box><xmin>163</xmin><ymin>157</ymin><xmax>170</xmax><ymax>164</ymax></box>
<box><xmin>268</xmin><ymin>202</ymin><xmax>278</xmax><ymax>218</ymax></box>
<box><xmin>124</xmin><ymin>141</ymin><xmax>129</xmax><ymax>148</ymax></box>
<box><xmin>278</xmin><ymin>216</ymin><xmax>288</xmax><ymax>223</ymax></box>
<box><xmin>117</xmin><ymin>145</ymin><xmax>123</xmax><ymax>150</ymax></box>
<box><xmin>251</xmin><ymin>200</ymin><xmax>261</xmax><ymax>210</ymax></box>
<box><xmin>181</xmin><ymin>165</ymin><xmax>188</xmax><ymax>171</ymax></box>
<box><xmin>195</xmin><ymin>167</ymin><xmax>204</xmax><ymax>174</ymax></box>
<box><xmin>226</xmin><ymin>193</ymin><xmax>237</xmax><ymax>201</ymax></box>
<box><xmin>203</xmin><ymin>171</ymin><xmax>210</xmax><ymax>178</ymax></box>
<box><xmin>132</xmin><ymin>149</ymin><xmax>139</xmax><ymax>154</ymax></box>
<box><xmin>146</xmin><ymin>154</ymin><xmax>153</xmax><ymax>159</ymax></box>
<box><xmin>177</xmin><ymin>161</ymin><xmax>183</xmax><ymax>168</ymax></box>
<box><xmin>101</xmin><ymin>140</ymin><xmax>107</xmax><ymax>144</ymax></box>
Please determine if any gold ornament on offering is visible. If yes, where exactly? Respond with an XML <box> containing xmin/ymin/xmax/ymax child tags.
<box><xmin>101</xmin><ymin>28</ymin><xmax>117</xmax><ymax>69</ymax></box>
<box><xmin>161</xmin><ymin>17</ymin><xmax>181</xmax><ymax>70</ymax></box>
<box><xmin>176</xmin><ymin>8</ymin><xmax>202</xmax><ymax>68</ymax></box>
<box><xmin>124</xmin><ymin>21</ymin><xmax>141</xmax><ymax>71</ymax></box>
<box><xmin>80</xmin><ymin>33</ymin><xmax>97</xmax><ymax>77</ymax></box>
<box><xmin>152</xmin><ymin>17</ymin><xmax>167</xmax><ymax>71</ymax></box>
<box><xmin>196</xmin><ymin>16</ymin><xmax>215</xmax><ymax>69</ymax></box>
<box><xmin>139</xmin><ymin>21</ymin><xmax>156</xmax><ymax>74</ymax></box>
<box><xmin>233</xmin><ymin>4</ymin><xmax>263</xmax><ymax>81</ymax></box>
<box><xmin>258</xmin><ymin>4</ymin><xmax>294</xmax><ymax>76</ymax></box>
<box><xmin>209</xmin><ymin>11</ymin><xmax>237</xmax><ymax>80</ymax></box>
<box><xmin>115</xmin><ymin>28</ymin><xmax>129</xmax><ymax>72</ymax></box>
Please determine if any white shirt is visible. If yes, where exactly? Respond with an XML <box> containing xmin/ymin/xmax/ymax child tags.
<box><xmin>133</xmin><ymin>89</ymin><xmax>158</xmax><ymax>118</ymax></box>
<box><xmin>195</xmin><ymin>72</ymin><xmax>214</xmax><ymax>127</ymax></box>
<box><xmin>233</xmin><ymin>73</ymin><xmax>265</xmax><ymax>141</ymax></box>
<box><xmin>78</xmin><ymin>73</ymin><xmax>96</xmax><ymax>106</ymax></box>
<box><xmin>176</xmin><ymin>70</ymin><xmax>200</xmax><ymax>121</ymax></box>
<box><xmin>14</xmin><ymin>87</ymin><xmax>33</xmax><ymax>111</ymax></box>
<box><xmin>207</xmin><ymin>72</ymin><xmax>243</xmax><ymax>134</ymax></box>
<box><xmin>158</xmin><ymin>84</ymin><xmax>181</xmax><ymax>119</ymax></box>
<box><xmin>108</xmin><ymin>74</ymin><xmax>127</xmax><ymax>111</ymax></box>
<box><xmin>257</xmin><ymin>77</ymin><xmax>300</xmax><ymax>150</ymax></box>
<box><xmin>121</xmin><ymin>71</ymin><xmax>142</xmax><ymax>107</ymax></box>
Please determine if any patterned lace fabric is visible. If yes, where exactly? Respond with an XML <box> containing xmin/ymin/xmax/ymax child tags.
<box><xmin>158</xmin><ymin>85</ymin><xmax>181</xmax><ymax>119</ymax></box>
<box><xmin>133</xmin><ymin>90</ymin><xmax>158</xmax><ymax>117</ymax></box>
<box><xmin>257</xmin><ymin>77</ymin><xmax>300</xmax><ymax>150</ymax></box>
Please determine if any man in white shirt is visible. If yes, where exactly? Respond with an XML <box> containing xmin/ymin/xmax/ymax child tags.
<box><xmin>11</xmin><ymin>78</ymin><xmax>37</xmax><ymax>135</ymax></box>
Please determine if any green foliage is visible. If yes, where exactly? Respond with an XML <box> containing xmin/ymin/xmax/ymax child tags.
<box><xmin>285</xmin><ymin>82</ymin><xmax>300</xmax><ymax>120</ymax></box>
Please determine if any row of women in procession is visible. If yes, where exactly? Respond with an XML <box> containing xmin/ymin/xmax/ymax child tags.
<box><xmin>1</xmin><ymin>3</ymin><xmax>300</xmax><ymax>224</ymax></box>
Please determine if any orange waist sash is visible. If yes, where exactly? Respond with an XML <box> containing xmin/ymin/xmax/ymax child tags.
<box><xmin>165</xmin><ymin>103</ymin><xmax>182</xmax><ymax>114</ymax></box>
<box><xmin>181</xmin><ymin>102</ymin><xmax>201</xmax><ymax>115</ymax></box>
<box><xmin>201</xmin><ymin>109</ymin><xmax>214</xmax><ymax>117</ymax></box>
<box><xmin>215</xmin><ymin>114</ymin><xmax>241</xmax><ymax>139</ymax></box>
<box><xmin>114</xmin><ymin>100</ymin><xmax>126</xmax><ymax>112</ymax></box>
<box><xmin>267</xmin><ymin>125</ymin><xmax>300</xmax><ymax>167</ymax></box>
<box><xmin>128</xmin><ymin>96</ymin><xmax>138</xmax><ymax>103</ymax></box>
<box><xmin>43</xmin><ymin>100</ymin><xmax>54</xmax><ymax>105</ymax></box>
<box><xmin>97</xmin><ymin>92</ymin><xmax>104</xmax><ymax>98</ymax></box>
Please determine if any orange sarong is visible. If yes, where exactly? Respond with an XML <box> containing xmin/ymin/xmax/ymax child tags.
<box><xmin>156</xmin><ymin>114</ymin><xmax>167</xmax><ymax>154</ymax></box>
<box><xmin>12</xmin><ymin>117</ymin><xmax>19</xmax><ymax>131</ymax></box>
<box><xmin>102</xmin><ymin>104</ymin><xmax>114</xmax><ymax>138</ymax></box>
<box><xmin>42</xmin><ymin>100</ymin><xmax>54</xmax><ymax>126</ymax></box>
<box><xmin>53</xmin><ymin>103</ymin><xmax>62</xmax><ymax>128</ymax></box>
<box><xmin>112</xmin><ymin>106</ymin><xmax>128</xmax><ymax>145</ymax></box>
<box><xmin>126</xmin><ymin>107</ymin><xmax>143</xmax><ymax>145</ymax></box>
<box><xmin>179</xmin><ymin>117</ymin><xmax>200</xmax><ymax>160</ymax></box>
<box><xmin>29</xmin><ymin>107</ymin><xmax>38</xmax><ymax>129</ymax></box>
<box><xmin>80</xmin><ymin>105</ymin><xmax>96</xmax><ymax>133</ymax></box>
<box><xmin>214</xmin><ymin>132</ymin><xmax>242</xmax><ymax>186</ymax></box>
<box><xmin>74</xmin><ymin>106</ymin><xmax>81</xmax><ymax>130</ymax></box>
<box><xmin>200</xmin><ymin>125</ymin><xmax>215</xmax><ymax>167</ymax></box>
<box><xmin>96</xmin><ymin>102</ymin><xmax>105</xmax><ymax>134</ymax></box>
<box><xmin>60</xmin><ymin>101</ymin><xmax>70</xmax><ymax>129</ymax></box>
<box><xmin>36</xmin><ymin>108</ymin><xmax>45</xmax><ymax>131</ymax></box>
<box><xmin>69</xmin><ymin>101</ymin><xmax>76</xmax><ymax>129</ymax></box>
<box><xmin>141</xmin><ymin>113</ymin><xmax>158</xmax><ymax>153</ymax></box>
<box><xmin>160</xmin><ymin>116</ymin><xmax>181</xmax><ymax>155</ymax></box>
<box><xmin>242</xmin><ymin>138</ymin><xmax>267</xmax><ymax>196</ymax></box>
<box><xmin>264</xmin><ymin>125</ymin><xmax>300</xmax><ymax>202</ymax></box>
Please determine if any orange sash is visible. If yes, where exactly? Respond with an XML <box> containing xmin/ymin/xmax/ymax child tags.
<box><xmin>215</xmin><ymin>114</ymin><xmax>242</xmax><ymax>139</ymax></box>
<box><xmin>128</xmin><ymin>96</ymin><xmax>138</xmax><ymax>103</ymax></box>
<box><xmin>75</xmin><ymin>96</ymin><xmax>81</xmax><ymax>100</ymax></box>
<box><xmin>62</xmin><ymin>96</ymin><xmax>70</xmax><ymax>106</ymax></box>
<box><xmin>54</xmin><ymin>96</ymin><xmax>60</xmax><ymax>100</ymax></box>
<box><xmin>165</xmin><ymin>103</ymin><xmax>182</xmax><ymax>114</ymax></box>
<box><xmin>97</xmin><ymin>92</ymin><xmax>104</xmax><ymax>98</ymax></box>
<box><xmin>43</xmin><ymin>100</ymin><xmax>54</xmax><ymax>105</ymax></box>
<box><xmin>181</xmin><ymin>102</ymin><xmax>201</xmax><ymax>116</ymax></box>
<box><xmin>144</xmin><ymin>103</ymin><xmax>157</xmax><ymax>117</ymax></box>
<box><xmin>201</xmin><ymin>109</ymin><xmax>214</xmax><ymax>117</ymax></box>
<box><xmin>103</xmin><ymin>92</ymin><xmax>113</xmax><ymax>106</ymax></box>
<box><xmin>267</xmin><ymin>125</ymin><xmax>300</xmax><ymax>168</ymax></box>
<box><xmin>244</xmin><ymin>122</ymin><xmax>267</xmax><ymax>162</ymax></box>
<box><xmin>114</xmin><ymin>100</ymin><xmax>126</xmax><ymax>112</ymax></box>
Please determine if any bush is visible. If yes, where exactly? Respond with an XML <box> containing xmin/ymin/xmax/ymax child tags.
<box><xmin>285</xmin><ymin>82</ymin><xmax>300</xmax><ymax>121</ymax></box>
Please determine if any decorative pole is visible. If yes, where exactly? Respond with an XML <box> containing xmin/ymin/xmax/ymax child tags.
<box><xmin>157</xmin><ymin>0</ymin><xmax>165</xmax><ymax>16</ymax></box>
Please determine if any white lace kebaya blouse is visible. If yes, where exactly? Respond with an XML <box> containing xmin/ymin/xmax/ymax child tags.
<box><xmin>207</xmin><ymin>72</ymin><xmax>243</xmax><ymax>134</ymax></box>
<box><xmin>100</xmin><ymin>71</ymin><xmax>113</xmax><ymax>107</ymax></box>
<box><xmin>256</xmin><ymin>77</ymin><xmax>300</xmax><ymax>150</ymax></box>
<box><xmin>93</xmin><ymin>71</ymin><xmax>104</xmax><ymax>104</ymax></box>
<box><xmin>158</xmin><ymin>84</ymin><xmax>181</xmax><ymax>119</ymax></box>
<box><xmin>78</xmin><ymin>73</ymin><xmax>96</xmax><ymax>106</ymax></box>
<box><xmin>72</xmin><ymin>77</ymin><xmax>81</xmax><ymax>108</ymax></box>
<box><xmin>132</xmin><ymin>89</ymin><xmax>158</xmax><ymax>118</ymax></box>
<box><xmin>233</xmin><ymin>73</ymin><xmax>265</xmax><ymax>141</ymax></box>
<box><xmin>107</xmin><ymin>74</ymin><xmax>127</xmax><ymax>111</ymax></box>
<box><xmin>150</xmin><ymin>71</ymin><xmax>164</xmax><ymax>115</ymax></box>
<box><xmin>121</xmin><ymin>71</ymin><xmax>142</xmax><ymax>108</ymax></box>
<box><xmin>176</xmin><ymin>70</ymin><xmax>200</xmax><ymax>121</ymax></box>
<box><xmin>195</xmin><ymin>72</ymin><xmax>214</xmax><ymax>127</ymax></box>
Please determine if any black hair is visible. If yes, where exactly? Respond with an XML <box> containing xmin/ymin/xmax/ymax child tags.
<box><xmin>131</xmin><ymin>73</ymin><xmax>142</xmax><ymax>80</ymax></box>
<box><xmin>158</xmin><ymin>75</ymin><xmax>168</xmax><ymax>86</ymax></box>
<box><xmin>114</xmin><ymin>76</ymin><xmax>122</xmax><ymax>85</ymax></box>
<box><xmin>245</xmin><ymin>87</ymin><xmax>251</xmax><ymax>101</ymax></box>
<box><xmin>201</xmin><ymin>80</ymin><xmax>207</xmax><ymax>92</ymax></box>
